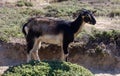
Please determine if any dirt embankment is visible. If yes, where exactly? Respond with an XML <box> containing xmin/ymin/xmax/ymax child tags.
<box><xmin>0</xmin><ymin>36</ymin><xmax>120</xmax><ymax>75</ymax></box>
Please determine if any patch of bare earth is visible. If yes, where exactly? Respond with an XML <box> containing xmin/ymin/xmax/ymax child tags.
<box><xmin>95</xmin><ymin>17</ymin><xmax>119</xmax><ymax>30</ymax></box>
<box><xmin>94</xmin><ymin>17</ymin><xmax>120</xmax><ymax>30</ymax></box>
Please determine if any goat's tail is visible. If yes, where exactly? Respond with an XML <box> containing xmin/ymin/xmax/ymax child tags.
<box><xmin>22</xmin><ymin>22</ymin><xmax>29</xmax><ymax>36</ymax></box>
<box><xmin>22</xmin><ymin>17</ymin><xmax>34</xmax><ymax>36</ymax></box>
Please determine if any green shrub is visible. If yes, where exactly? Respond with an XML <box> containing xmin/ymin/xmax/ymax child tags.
<box><xmin>2</xmin><ymin>61</ymin><xmax>94</xmax><ymax>76</ymax></box>
<box><xmin>16</xmin><ymin>1</ymin><xmax>25</xmax><ymax>7</ymax></box>
<box><xmin>109</xmin><ymin>9</ymin><xmax>120</xmax><ymax>17</ymax></box>
<box><xmin>16</xmin><ymin>0</ymin><xmax>33</xmax><ymax>7</ymax></box>
<box><xmin>89</xmin><ymin>30</ymin><xmax>120</xmax><ymax>45</ymax></box>
<box><xmin>20</xmin><ymin>8</ymin><xmax>44</xmax><ymax>16</ymax></box>
<box><xmin>24</xmin><ymin>1</ymin><xmax>33</xmax><ymax>7</ymax></box>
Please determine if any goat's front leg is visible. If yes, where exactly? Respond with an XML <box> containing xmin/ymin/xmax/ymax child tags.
<box><xmin>61</xmin><ymin>42</ymin><xmax>69</xmax><ymax>61</ymax></box>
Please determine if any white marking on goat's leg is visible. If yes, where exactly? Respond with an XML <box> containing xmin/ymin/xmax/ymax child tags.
<box><xmin>61</xmin><ymin>51</ymin><xmax>64</xmax><ymax>61</ymax></box>
<box><xmin>35</xmin><ymin>50</ymin><xmax>40</xmax><ymax>61</ymax></box>
<box><xmin>60</xmin><ymin>44</ymin><xmax>65</xmax><ymax>61</ymax></box>
<box><xmin>27</xmin><ymin>53</ymin><xmax>31</xmax><ymax>63</ymax></box>
<box><xmin>31</xmin><ymin>38</ymin><xmax>41</xmax><ymax>61</ymax></box>
<box><xmin>31</xmin><ymin>50</ymin><xmax>40</xmax><ymax>61</ymax></box>
<box><xmin>64</xmin><ymin>54</ymin><xmax>69</xmax><ymax>58</ymax></box>
<box><xmin>64</xmin><ymin>53</ymin><xmax>69</xmax><ymax>61</ymax></box>
<box><xmin>36</xmin><ymin>41</ymin><xmax>41</xmax><ymax>60</ymax></box>
<box><xmin>61</xmin><ymin>52</ymin><xmax>68</xmax><ymax>61</ymax></box>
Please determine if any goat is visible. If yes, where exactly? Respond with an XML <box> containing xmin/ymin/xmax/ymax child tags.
<box><xmin>22</xmin><ymin>9</ymin><xmax>96</xmax><ymax>62</ymax></box>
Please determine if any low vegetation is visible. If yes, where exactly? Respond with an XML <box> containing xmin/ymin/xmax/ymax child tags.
<box><xmin>84</xmin><ymin>30</ymin><xmax>120</xmax><ymax>56</ymax></box>
<box><xmin>2</xmin><ymin>61</ymin><xmax>94</xmax><ymax>76</ymax></box>
<box><xmin>0</xmin><ymin>7</ymin><xmax>44</xmax><ymax>42</ymax></box>
<box><xmin>47</xmin><ymin>0</ymin><xmax>120</xmax><ymax>17</ymax></box>
<box><xmin>0</xmin><ymin>0</ymin><xmax>120</xmax><ymax>42</ymax></box>
<box><xmin>16</xmin><ymin>0</ymin><xmax>33</xmax><ymax>7</ymax></box>
<box><xmin>89</xmin><ymin>30</ymin><xmax>120</xmax><ymax>45</ymax></box>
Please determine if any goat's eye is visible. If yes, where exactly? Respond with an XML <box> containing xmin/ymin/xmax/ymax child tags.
<box><xmin>86</xmin><ymin>15</ymin><xmax>89</xmax><ymax>17</ymax></box>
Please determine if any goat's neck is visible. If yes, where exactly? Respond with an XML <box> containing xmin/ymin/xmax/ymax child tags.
<box><xmin>71</xmin><ymin>14</ymin><xmax>86</xmax><ymax>37</ymax></box>
<box><xmin>74</xmin><ymin>21</ymin><xmax>85</xmax><ymax>37</ymax></box>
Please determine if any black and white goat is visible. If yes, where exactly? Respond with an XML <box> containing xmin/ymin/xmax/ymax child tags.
<box><xmin>22</xmin><ymin>9</ymin><xmax>96</xmax><ymax>62</ymax></box>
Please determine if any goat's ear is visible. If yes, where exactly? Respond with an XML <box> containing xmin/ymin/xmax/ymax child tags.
<box><xmin>80</xmin><ymin>9</ymin><xmax>87</xmax><ymax>15</ymax></box>
<box><xmin>92</xmin><ymin>10</ymin><xmax>97</xmax><ymax>14</ymax></box>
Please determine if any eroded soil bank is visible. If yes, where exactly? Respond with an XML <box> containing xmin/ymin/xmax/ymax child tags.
<box><xmin>0</xmin><ymin>37</ymin><xmax>120</xmax><ymax>75</ymax></box>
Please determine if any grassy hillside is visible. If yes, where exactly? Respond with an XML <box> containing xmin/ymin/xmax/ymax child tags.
<box><xmin>0</xmin><ymin>0</ymin><xmax>120</xmax><ymax>42</ymax></box>
<box><xmin>46</xmin><ymin>0</ymin><xmax>120</xmax><ymax>17</ymax></box>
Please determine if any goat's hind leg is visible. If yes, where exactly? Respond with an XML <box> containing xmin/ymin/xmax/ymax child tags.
<box><xmin>31</xmin><ymin>38</ymin><xmax>41</xmax><ymax>61</ymax></box>
<box><xmin>26</xmin><ymin>35</ymin><xmax>41</xmax><ymax>62</ymax></box>
<box><xmin>26</xmin><ymin>37</ymin><xmax>34</xmax><ymax>63</ymax></box>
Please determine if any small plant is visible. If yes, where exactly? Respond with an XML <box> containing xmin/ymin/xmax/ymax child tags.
<box><xmin>20</xmin><ymin>8</ymin><xmax>44</xmax><ymax>16</ymax></box>
<box><xmin>109</xmin><ymin>9</ymin><xmax>120</xmax><ymax>17</ymax></box>
<box><xmin>16</xmin><ymin>1</ymin><xmax>25</xmax><ymax>7</ymax></box>
<box><xmin>16</xmin><ymin>0</ymin><xmax>33</xmax><ymax>7</ymax></box>
<box><xmin>2</xmin><ymin>61</ymin><xmax>94</xmax><ymax>76</ymax></box>
<box><xmin>24</xmin><ymin>1</ymin><xmax>33</xmax><ymax>7</ymax></box>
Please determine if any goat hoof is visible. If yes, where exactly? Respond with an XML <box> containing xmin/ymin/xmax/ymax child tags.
<box><xmin>37</xmin><ymin>60</ymin><xmax>40</xmax><ymax>62</ymax></box>
<box><xmin>65</xmin><ymin>57</ymin><xmax>68</xmax><ymax>62</ymax></box>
